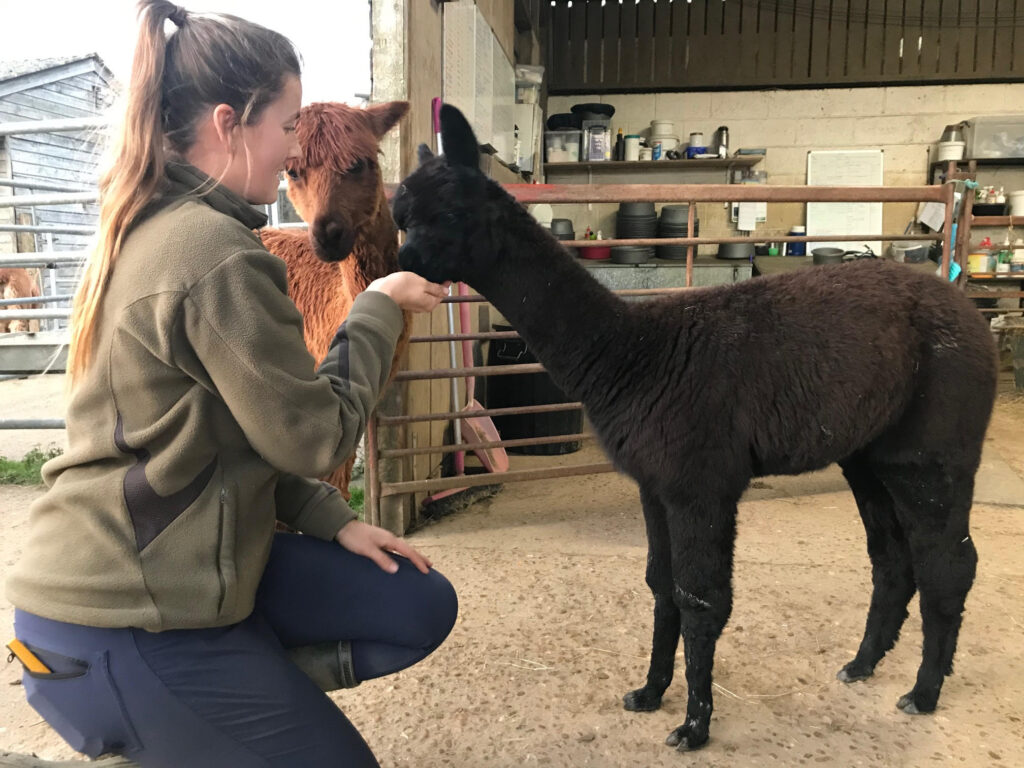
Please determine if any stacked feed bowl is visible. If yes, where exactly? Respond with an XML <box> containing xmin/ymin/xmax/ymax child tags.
<box><xmin>549</xmin><ymin>218</ymin><xmax>578</xmax><ymax>257</ymax></box>
<box><xmin>656</xmin><ymin>205</ymin><xmax>699</xmax><ymax>260</ymax></box>
<box><xmin>613</xmin><ymin>202</ymin><xmax>657</xmax><ymax>263</ymax></box>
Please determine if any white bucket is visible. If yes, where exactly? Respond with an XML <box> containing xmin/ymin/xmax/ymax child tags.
<box><xmin>1009</xmin><ymin>190</ymin><xmax>1024</xmax><ymax>217</ymax></box>
<box><xmin>936</xmin><ymin>141</ymin><xmax>965</xmax><ymax>162</ymax></box>
<box><xmin>651</xmin><ymin>119</ymin><xmax>675</xmax><ymax>136</ymax></box>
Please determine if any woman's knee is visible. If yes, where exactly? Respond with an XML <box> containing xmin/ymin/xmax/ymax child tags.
<box><xmin>413</xmin><ymin>566</ymin><xmax>458</xmax><ymax>649</ymax></box>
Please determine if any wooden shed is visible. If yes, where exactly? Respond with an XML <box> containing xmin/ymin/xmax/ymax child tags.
<box><xmin>0</xmin><ymin>54</ymin><xmax>114</xmax><ymax>303</ymax></box>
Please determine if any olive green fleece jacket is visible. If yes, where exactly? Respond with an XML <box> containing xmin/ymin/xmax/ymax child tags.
<box><xmin>6</xmin><ymin>163</ymin><xmax>403</xmax><ymax>631</ymax></box>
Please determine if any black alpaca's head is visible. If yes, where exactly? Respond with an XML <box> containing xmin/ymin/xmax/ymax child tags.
<box><xmin>394</xmin><ymin>105</ymin><xmax>495</xmax><ymax>284</ymax></box>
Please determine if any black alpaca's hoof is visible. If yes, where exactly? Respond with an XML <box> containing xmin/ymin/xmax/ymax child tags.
<box><xmin>837</xmin><ymin>660</ymin><xmax>875</xmax><ymax>683</ymax></box>
<box><xmin>665</xmin><ymin>720</ymin><xmax>709</xmax><ymax>752</ymax></box>
<box><xmin>623</xmin><ymin>686</ymin><xmax>663</xmax><ymax>712</ymax></box>
<box><xmin>896</xmin><ymin>690</ymin><xmax>937</xmax><ymax>715</ymax></box>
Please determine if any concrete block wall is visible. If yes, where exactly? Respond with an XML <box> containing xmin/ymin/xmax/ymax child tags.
<box><xmin>546</xmin><ymin>83</ymin><xmax>1024</xmax><ymax>254</ymax></box>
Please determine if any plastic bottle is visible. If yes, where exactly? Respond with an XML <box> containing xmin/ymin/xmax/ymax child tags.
<box><xmin>785</xmin><ymin>225</ymin><xmax>807</xmax><ymax>256</ymax></box>
<box><xmin>613</xmin><ymin>129</ymin><xmax>624</xmax><ymax>161</ymax></box>
<box><xmin>1012</xmin><ymin>238</ymin><xmax>1024</xmax><ymax>273</ymax></box>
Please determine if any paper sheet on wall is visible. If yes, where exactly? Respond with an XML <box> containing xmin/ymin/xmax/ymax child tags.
<box><xmin>806</xmin><ymin>150</ymin><xmax>884</xmax><ymax>256</ymax></box>
<box><xmin>918</xmin><ymin>200</ymin><xmax>948</xmax><ymax>231</ymax></box>
<box><xmin>737</xmin><ymin>202</ymin><xmax>758</xmax><ymax>231</ymax></box>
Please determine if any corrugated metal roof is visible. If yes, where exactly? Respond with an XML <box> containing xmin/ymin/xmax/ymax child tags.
<box><xmin>0</xmin><ymin>54</ymin><xmax>102</xmax><ymax>83</ymax></box>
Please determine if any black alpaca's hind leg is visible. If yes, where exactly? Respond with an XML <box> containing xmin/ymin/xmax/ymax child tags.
<box><xmin>878</xmin><ymin>462</ymin><xmax>978</xmax><ymax>714</ymax></box>
<box><xmin>660</xmin><ymin>497</ymin><xmax>737</xmax><ymax>752</ymax></box>
<box><xmin>624</xmin><ymin>488</ymin><xmax>680</xmax><ymax>713</ymax></box>
<box><xmin>837</xmin><ymin>456</ymin><xmax>917</xmax><ymax>683</ymax></box>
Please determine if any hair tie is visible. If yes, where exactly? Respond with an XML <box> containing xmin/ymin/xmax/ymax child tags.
<box><xmin>168</xmin><ymin>4</ymin><xmax>188</xmax><ymax>27</ymax></box>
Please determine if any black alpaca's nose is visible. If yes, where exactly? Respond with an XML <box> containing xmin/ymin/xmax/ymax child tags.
<box><xmin>397</xmin><ymin>242</ymin><xmax>419</xmax><ymax>272</ymax></box>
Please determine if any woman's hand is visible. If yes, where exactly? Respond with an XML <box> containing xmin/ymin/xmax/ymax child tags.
<box><xmin>335</xmin><ymin>520</ymin><xmax>433</xmax><ymax>574</ymax></box>
<box><xmin>367</xmin><ymin>272</ymin><xmax>449</xmax><ymax>313</ymax></box>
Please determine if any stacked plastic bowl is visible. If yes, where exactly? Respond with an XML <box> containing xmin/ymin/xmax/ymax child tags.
<box><xmin>656</xmin><ymin>205</ymin><xmax>699</xmax><ymax>260</ymax></box>
<box><xmin>612</xmin><ymin>202</ymin><xmax>657</xmax><ymax>264</ymax></box>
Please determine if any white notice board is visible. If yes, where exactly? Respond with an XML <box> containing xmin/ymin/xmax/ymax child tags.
<box><xmin>806</xmin><ymin>149</ymin><xmax>883</xmax><ymax>256</ymax></box>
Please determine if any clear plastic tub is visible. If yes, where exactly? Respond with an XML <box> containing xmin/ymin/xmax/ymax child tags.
<box><xmin>964</xmin><ymin>115</ymin><xmax>1024</xmax><ymax>159</ymax></box>
<box><xmin>545</xmin><ymin>130</ymin><xmax>582</xmax><ymax>163</ymax></box>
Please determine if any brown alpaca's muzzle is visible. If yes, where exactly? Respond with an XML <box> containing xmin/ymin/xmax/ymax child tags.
<box><xmin>311</xmin><ymin>218</ymin><xmax>356</xmax><ymax>263</ymax></box>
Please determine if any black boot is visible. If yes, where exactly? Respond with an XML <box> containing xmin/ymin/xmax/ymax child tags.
<box><xmin>287</xmin><ymin>640</ymin><xmax>360</xmax><ymax>692</ymax></box>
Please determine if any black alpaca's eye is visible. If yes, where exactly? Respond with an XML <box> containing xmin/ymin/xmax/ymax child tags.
<box><xmin>348</xmin><ymin>158</ymin><xmax>365</xmax><ymax>175</ymax></box>
<box><xmin>442</xmin><ymin>212</ymin><xmax>459</xmax><ymax>225</ymax></box>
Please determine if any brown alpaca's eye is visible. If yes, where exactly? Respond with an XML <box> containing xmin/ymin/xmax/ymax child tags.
<box><xmin>348</xmin><ymin>158</ymin><xmax>365</xmax><ymax>175</ymax></box>
<box><xmin>286</xmin><ymin>168</ymin><xmax>300</xmax><ymax>181</ymax></box>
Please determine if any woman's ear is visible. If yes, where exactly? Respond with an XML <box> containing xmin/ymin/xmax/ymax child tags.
<box><xmin>211</xmin><ymin>104</ymin><xmax>240</xmax><ymax>152</ymax></box>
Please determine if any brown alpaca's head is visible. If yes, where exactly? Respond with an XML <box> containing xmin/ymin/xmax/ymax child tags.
<box><xmin>285</xmin><ymin>100</ymin><xmax>409</xmax><ymax>262</ymax></box>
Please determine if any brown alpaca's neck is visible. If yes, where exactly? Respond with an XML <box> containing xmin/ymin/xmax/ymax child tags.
<box><xmin>342</xmin><ymin>197</ymin><xmax>399</xmax><ymax>295</ymax></box>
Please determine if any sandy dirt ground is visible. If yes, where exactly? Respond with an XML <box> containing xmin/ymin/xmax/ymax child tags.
<box><xmin>0</xmin><ymin>378</ymin><xmax>1021</xmax><ymax>767</ymax></box>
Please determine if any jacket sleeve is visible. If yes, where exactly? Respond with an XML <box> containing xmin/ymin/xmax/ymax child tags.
<box><xmin>274</xmin><ymin>473</ymin><xmax>356</xmax><ymax>540</ymax></box>
<box><xmin>182</xmin><ymin>249</ymin><xmax>403</xmax><ymax>477</ymax></box>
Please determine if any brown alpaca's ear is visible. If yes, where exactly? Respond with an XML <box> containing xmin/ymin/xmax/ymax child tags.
<box><xmin>366</xmin><ymin>101</ymin><xmax>410</xmax><ymax>138</ymax></box>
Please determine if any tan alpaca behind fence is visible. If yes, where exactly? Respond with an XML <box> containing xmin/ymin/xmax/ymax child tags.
<box><xmin>0</xmin><ymin>268</ymin><xmax>42</xmax><ymax>333</ymax></box>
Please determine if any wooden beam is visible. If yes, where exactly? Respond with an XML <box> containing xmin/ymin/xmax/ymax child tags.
<box><xmin>0</xmin><ymin>60</ymin><xmax>96</xmax><ymax>100</ymax></box>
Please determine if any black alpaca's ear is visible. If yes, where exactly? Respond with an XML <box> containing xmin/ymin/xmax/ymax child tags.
<box><xmin>439</xmin><ymin>104</ymin><xmax>480</xmax><ymax>170</ymax></box>
<box><xmin>417</xmin><ymin>143</ymin><xmax>435</xmax><ymax>165</ymax></box>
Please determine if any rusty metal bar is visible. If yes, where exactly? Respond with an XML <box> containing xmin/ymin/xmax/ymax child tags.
<box><xmin>365</xmin><ymin>417</ymin><xmax>380</xmax><ymax>527</ymax></box>
<box><xmin>565</xmin><ymin>233</ymin><xmax>942</xmax><ymax>248</ymax></box>
<box><xmin>408</xmin><ymin>330</ymin><xmax>521</xmax><ymax>343</ymax></box>
<box><xmin>380</xmin><ymin>432</ymin><xmax>592</xmax><ymax>459</ymax></box>
<box><xmin>437</xmin><ymin>287</ymin><xmax>692</xmax><ymax>306</ymax></box>
<box><xmin>377</xmin><ymin>401</ymin><xmax>583</xmax><ymax>426</ymax></box>
<box><xmin>387</xmin><ymin>183</ymin><xmax>949</xmax><ymax>205</ymax></box>
<box><xmin>394</xmin><ymin>363</ymin><xmax>543</xmax><ymax>382</ymax></box>
<box><xmin>685</xmin><ymin>201</ymin><xmax>695</xmax><ymax>287</ymax></box>
<box><xmin>966</xmin><ymin>291</ymin><xmax>1024</xmax><ymax>298</ymax></box>
<box><xmin>380</xmin><ymin>462</ymin><xmax>616</xmax><ymax>497</ymax></box>
<box><xmin>973</xmin><ymin>216</ymin><xmax>1024</xmax><ymax>227</ymax></box>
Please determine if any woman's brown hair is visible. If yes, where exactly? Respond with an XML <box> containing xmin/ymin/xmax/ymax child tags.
<box><xmin>67</xmin><ymin>0</ymin><xmax>300</xmax><ymax>384</ymax></box>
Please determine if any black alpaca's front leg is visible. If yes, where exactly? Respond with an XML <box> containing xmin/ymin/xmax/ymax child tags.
<box><xmin>624</xmin><ymin>488</ymin><xmax>680</xmax><ymax>712</ymax></box>
<box><xmin>662</xmin><ymin>497</ymin><xmax>738</xmax><ymax>752</ymax></box>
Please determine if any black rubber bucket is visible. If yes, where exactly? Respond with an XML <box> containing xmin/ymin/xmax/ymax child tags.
<box><xmin>484</xmin><ymin>325</ymin><xmax>583</xmax><ymax>455</ymax></box>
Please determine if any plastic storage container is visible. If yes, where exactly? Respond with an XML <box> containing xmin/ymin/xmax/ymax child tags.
<box><xmin>484</xmin><ymin>326</ymin><xmax>583</xmax><ymax>455</ymax></box>
<box><xmin>785</xmin><ymin>225</ymin><xmax>806</xmax><ymax>256</ymax></box>
<box><xmin>964</xmin><ymin>115</ymin><xmax>1024</xmax><ymax>159</ymax></box>
<box><xmin>545</xmin><ymin>130</ymin><xmax>582</xmax><ymax>162</ymax></box>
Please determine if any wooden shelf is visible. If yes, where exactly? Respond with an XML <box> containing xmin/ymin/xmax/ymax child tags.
<box><xmin>972</xmin><ymin>215</ymin><xmax>1024</xmax><ymax>227</ymax></box>
<box><xmin>544</xmin><ymin>156</ymin><xmax>763</xmax><ymax>172</ymax></box>
<box><xmin>966</xmin><ymin>273</ymin><xmax>1024</xmax><ymax>280</ymax></box>
<box><xmin>930</xmin><ymin>157</ymin><xmax>1024</xmax><ymax>168</ymax></box>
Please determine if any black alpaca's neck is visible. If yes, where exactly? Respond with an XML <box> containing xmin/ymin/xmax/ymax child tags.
<box><xmin>468</xmin><ymin>202</ymin><xmax>632</xmax><ymax>405</ymax></box>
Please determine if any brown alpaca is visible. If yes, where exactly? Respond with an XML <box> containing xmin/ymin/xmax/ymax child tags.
<box><xmin>0</xmin><ymin>268</ymin><xmax>42</xmax><ymax>333</ymax></box>
<box><xmin>260</xmin><ymin>100</ymin><xmax>411</xmax><ymax>500</ymax></box>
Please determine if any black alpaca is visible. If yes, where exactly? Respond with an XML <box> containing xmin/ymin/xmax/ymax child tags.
<box><xmin>395</xmin><ymin>106</ymin><xmax>997</xmax><ymax>752</ymax></box>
